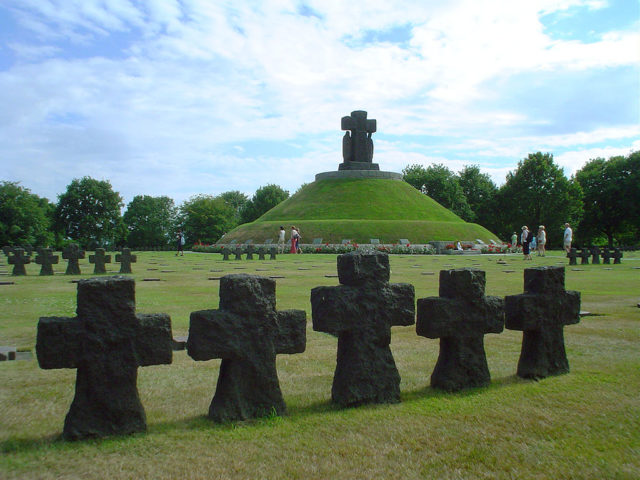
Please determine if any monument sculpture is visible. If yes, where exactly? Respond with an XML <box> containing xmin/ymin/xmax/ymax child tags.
<box><xmin>36</xmin><ymin>276</ymin><xmax>173</xmax><ymax>439</ymax></box>
<box><xmin>340</xmin><ymin>110</ymin><xmax>377</xmax><ymax>170</ymax></box>
<box><xmin>187</xmin><ymin>274</ymin><xmax>306</xmax><ymax>422</ymax></box>
<box><xmin>311</xmin><ymin>251</ymin><xmax>415</xmax><ymax>406</ymax></box>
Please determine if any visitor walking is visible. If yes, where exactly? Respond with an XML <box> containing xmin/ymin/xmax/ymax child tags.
<box><xmin>537</xmin><ymin>225</ymin><xmax>546</xmax><ymax>256</ymax></box>
<box><xmin>563</xmin><ymin>223</ymin><xmax>573</xmax><ymax>253</ymax></box>
<box><xmin>290</xmin><ymin>226</ymin><xmax>299</xmax><ymax>254</ymax></box>
<box><xmin>277</xmin><ymin>226</ymin><xmax>286</xmax><ymax>254</ymax></box>
<box><xmin>521</xmin><ymin>226</ymin><xmax>532</xmax><ymax>260</ymax></box>
<box><xmin>176</xmin><ymin>230</ymin><xmax>185</xmax><ymax>256</ymax></box>
<box><xmin>511</xmin><ymin>232</ymin><xmax>518</xmax><ymax>252</ymax></box>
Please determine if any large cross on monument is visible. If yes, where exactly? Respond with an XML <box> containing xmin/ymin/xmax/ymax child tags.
<box><xmin>339</xmin><ymin>110</ymin><xmax>378</xmax><ymax>170</ymax></box>
<box><xmin>36</xmin><ymin>276</ymin><xmax>173</xmax><ymax>439</ymax></box>
<box><xmin>62</xmin><ymin>244</ymin><xmax>85</xmax><ymax>275</ymax></box>
<box><xmin>116</xmin><ymin>248</ymin><xmax>137</xmax><ymax>274</ymax></box>
<box><xmin>505</xmin><ymin>266</ymin><xmax>580</xmax><ymax>379</ymax></box>
<box><xmin>416</xmin><ymin>268</ymin><xmax>504</xmax><ymax>391</ymax></box>
<box><xmin>89</xmin><ymin>248</ymin><xmax>111</xmax><ymax>274</ymax></box>
<box><xmin>35</xmin><ymin>248</ymin><xmax>59</xmax><ymax>276</ymax></box>
<box><xmin>8</xmin><ymin>247</ymin><xmax>30</xmax><ymax>275</ymax></box>
<box><xmin>187</xmin><ymin>274</ymin><xmax>306</xmax><ymax>422</ymax></box>
<box><xmin>311</xmin><ymin>251</ymin><xmax>415</xmax><ymax>406</ymax></box>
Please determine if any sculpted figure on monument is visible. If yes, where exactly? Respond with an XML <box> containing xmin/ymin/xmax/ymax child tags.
<box><xmin>341</xmin><ymin>110</ymin><xmax>376</xmax><ymax>164</ymax></box>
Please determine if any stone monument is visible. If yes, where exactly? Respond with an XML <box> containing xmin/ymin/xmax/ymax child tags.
<box><xmin>36</xmin><ymin>276</ymin><xmax>173</xmax><ymax>439</ymax></box>
<box><xmin>504</xmin><ymin>266</ymin><xmax>580</xmax><ymax>379</ymax></box>
<box><xmin>89</xmin><ymin>248</ymin><xmax>111</xmax><ymax>274</ymax></box>
<box><xmin>416</xmin><ymin>269</ymin><xmax>504</xmax><ymax>391</ymax></box>
<box><xmin>187</xmin><ymin>274</ymin><xmax>306</xmax><ymax>422</ymax></box>
<box><xmin>116</xmin><ymin>248</ymin><xmax>137</xmax><ymax>274</ymax></box>
<box><xmin>311</xmin><ymin>251</ymin><xmax>415</xmax><ymax>406</ymax></box>
<box><xmin>8</xmin><ymin>247</ymin><xmax>30</xmax><ymax>276</ymax></box>
<box><xmin>63</xmin><ymin>244</ymin><xmax>85</xmax><ymax>275</ymax></box>
<box><xmin>35</xmin><ymin>248</ymin><xmax>59</xmax><ymax>276</ymax></box>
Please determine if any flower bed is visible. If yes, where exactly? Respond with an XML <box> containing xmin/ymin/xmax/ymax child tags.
<box><xmin>193</xmin><ymin>242</ymin><xmax>435</xmax><ymax>255</ymax></box>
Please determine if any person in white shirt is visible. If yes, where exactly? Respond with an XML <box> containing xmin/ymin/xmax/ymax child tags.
<box><xmin>277</xmin><ymin>226</ymin><xmax>286</xmax><ymax>253</ymax></box>
<box><xmin>537</xmin><ymin>225</ymin><xmax>546</xmax><ymax>256</ymax></box>
<box><xmin>563</xmin><ymin>223</ymin><xmax>572</xmax><ymax>253</ymax></box>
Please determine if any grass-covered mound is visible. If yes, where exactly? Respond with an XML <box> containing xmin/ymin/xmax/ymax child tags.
<box><xmin>221</xmin><ymin>178</ymin><xmax>500</xmax><ymax>244</ymax></box>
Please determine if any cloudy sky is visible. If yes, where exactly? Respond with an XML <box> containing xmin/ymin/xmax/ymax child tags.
<box><xmin>1</xmin><ymin>0</ymin><xmax>638</xmax><ymax>206</ymax></box>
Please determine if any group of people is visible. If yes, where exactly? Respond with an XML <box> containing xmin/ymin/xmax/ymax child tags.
<box><xmin>278</xmin><ymin>225</ymin><xmax>302</xmax><ymax>254</ymax></box>
<box><xmin>511</xmin><ymin>223</ymin><xmax>573</xmax><ymax>260</ymax></box>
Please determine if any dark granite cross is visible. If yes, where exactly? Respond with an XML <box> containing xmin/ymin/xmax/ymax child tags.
<box><xmin>35</xmin><ymin>248</ymin><xmax>59</xmax><ymax>276</ymax></box>
<box><xmin>579</xmin><ymin>248</ymin><xmax>590</xmax><ymax>265</ymax></box>
<box><xmin>504</xmin><ymin>266</ymin><xmax>581</xmax><ymax>379</ymax></box>
<box><xmin>256</xmin><ymin>247</ymin><xmax>266</xmax><ymax>260</ymax></box>
<box><xmin>341</xmin><ymin>110</ymin><xmax>377</xmax><ymax>163</ymax></box>
<box><xmin>89</xmin><ymin>248</ymin><xmax>111</xmax><ymax>274</ymax></box>
<box><xmin>269</xmin><ymin>247</ymin><xmax>277</xmax><ymax>260</ymax></box>
<box><xmin>187</xmin><ymin>274</ymin><xmax>306</xmax><ymax>422</ymax></box>
<box><xmin>8</xmin><ymin>247</ymin><xmax>31</xmax><ymax>276</ymax></box>
<box><xmin>36</xmin><ymin>276</ymin><xmax>173</xmax><ymax>439</ymax></box>
<box><xmin>115</xmin><ymin>248</ymin><xmax>137</xmax><ymax>274</ymax></box>
<box><xmin>567</xmin><ymin>248</ymin><xmax>578</xmax><ymax>265</ymax></box>
<box><xmin>590</xmin><ymin>246</ymin><xmax>601</xmax><ymax>264</ymax></box>
<box><xmin>233</xmin><ymin>246</ymin><xmax>243</xmax><ymax>260</ymax></box>
<box><xmin>416</xmin><ymin>268</ymin><xmax>504</xmax><ymax>392</ymax></box>
<box><xmin>63</xmin><ymin>244</ymin><xmax>85</xmax><ymax>275</ymax></box>
<box><xmin>2</xmin><ymin>245</ymin><xmax>13</xmax><ymax>256</ymax></box>
<box><xmin>221</xmin><ymin>247</ymin><xmax>231</xmax><ymax>261</ymax></box>
<box><xmin>245</xmin><ymin>244</ymin><xmax>255</xmax><ymax>260</ymax></box>
<box><xmin>311</xmin><ymin>251</ymin><xmax>415</xmax><ymax>407</ymax></box>
<box><xmin>601</xmin><ymin>248</ymin><xmax>611</xmax><ymax>264</ymax></box>
<box><xmin>612</xmin><ymin>248</ymin><xmax>623</xmax><ymax>264</ymax></box>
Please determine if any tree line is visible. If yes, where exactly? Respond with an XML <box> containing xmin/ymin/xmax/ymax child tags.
<box><xmin>1</xmin><ymin>151</ymin><xmax>638</xmax><ymax>250</ymax></box>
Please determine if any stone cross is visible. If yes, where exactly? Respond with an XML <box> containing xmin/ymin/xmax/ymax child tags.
<box><xmin>601</xmin><ymin>248</ymin><xmax>611</xmax><ymax>264</ymax></box>
<box><xmin>612</xmin><ymin>248</ymin><xmax>623</xmax><ymax>264</ymax></box>
<box><xmin>504</xmin><ymin>266</ymin><xmax>581</xmax><ymax>379</ymax></box>
<box><xmin>221</xmin><ymin>247</ymin><xmax>231</xmax><ymax>261</ymax></box>
<box><xmin>2</xmin><ymin>245</ymin><xmax>13</xmax><ymax>256</ymax></box>
<box><xmin>341</xmin><ymin>110</ymin><xmax>377</xmax><ymax>163</ymax></box>
<box><xmin>311</xmin><ymin>251</ymin><xmax>415</xmax><ymax>407</ymax></box>
<box><xmin>269</xmin><ymin>247</ymin><xmax>277</xmax><ymax>260</ymax></box>
<box><xmin>245</xmin><ymin>244</ymin><xmax>255</xmax><ymax>260</ymax></box>
<box><xmin>35</xmin><ymin>248</ymin><xmax>59</xmax><ymax>276</ymax></box>
<box><xmin>36</xmin><ymin>276</ymin><xmax>172</xmax><ymax>439</ymax></box>
<box><xmin>63</xmin><ymin>244</ymin><xmax>85</xmax><ymax>275</ymax></box>
<box><xmin>115</xmin><ymin>248</ymin><xmax>137</xmax><ymax>274</ymax></box>
<box><xmin>416</xmin><ymin>268</ymin><xmax>504</xmax><ymax>391</ymax></box>
<box><xmin>567</xmin><ymin>248</ymin><xmax>578</xmax><ymax>265</ymax></box>
<box><xmin>187</xmin><ymin>274</ymin><xmax>306</xmax><ymax>422</ymax></box>
<box><xmin>233</xmin><ymin>246</ymin><xmax>243</xmax><ymax>260</ymax></box>
<box><xmin>8</xmin><ymin>247</ymin><xmax>30</xmax><ymax>275</ymax></box>
<box><xmin>590</xmin><ymin>246</ymin><xmax>601</xmax><ymax>264</ymax></box>
<box><xmin>89</xmin><ymin>248</ymin><xmax>111</xmax><ymax>274</ymax></box>
<box><xmin>579</xmin><ymin>248</ymin><xmax>590</xmax><ymax>265</ymax></box>
<box><xmin>256</xmin><ymin>246</ymin><xmax>266</xmax><ymax>261</ymax></box>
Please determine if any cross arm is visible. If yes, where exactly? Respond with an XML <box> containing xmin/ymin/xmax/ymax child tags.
<box><xmin>417</xmin><ymin>296</ymin><xmax>504</xmax><ymax>338</ymax></box>
<box><xmin>341</xmin><ymin>116</ymin><xmax>355</xmax><ymax>131</ymax></box>
<box><xmin>135</xmin><ymin>313</ymin><xmax>173</xmax><ymax>366</ymax></box>
<box><xmin>187</xmin><ymin>310</ymin><xmax>258</xmax><ymax>361</ymax></box>
<box><xmin>311</xmin><ymin>285</ymin><xmax>360</xmax><ymax>336</ymax></box>
<box><xmin>36</xmin><ymin>316</ymin><xmax>82</xmax><ymax>369</ymax></box>
<box><xmin>274</xmin><ymin>310</ymin><xmax>306</xmax><ymax>354</ymax></box>
<box><xmin>387</xmin><ymin>283</ymin><xmax>415</xmax><ymax>327</ymax></box>
<box><xmin>365</xmin><ymin>119</ymin><xmax>377</xmax><ymax>133</ymax></box>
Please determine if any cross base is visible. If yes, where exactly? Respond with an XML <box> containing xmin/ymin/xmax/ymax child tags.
<box><xmin>431</xmin><ymin>336</ymin><xmax>492</xmax><ymax>392</ymax></box>
<box><xmin>338</xmin><ymin>161</ymin><xmax>380</xmax><ymax>171</ymax></box>
<box><xmin>517</xmin><ymin>327</ymin><xmax>570</xmax><ymax>379</ymax></box>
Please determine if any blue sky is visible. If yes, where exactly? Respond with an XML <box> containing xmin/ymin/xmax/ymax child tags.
<box><xmin>1</xmin><ymin>0</ymin><xmax>638</xmax><ymax>206</ymax></box>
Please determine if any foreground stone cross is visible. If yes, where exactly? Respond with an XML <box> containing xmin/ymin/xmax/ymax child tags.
<box><xmin>89</xmin><ymin>248</ymin><xmax>111</xmax><ymax>274</ymax></box>
<box><xmin>36</xmin><ymin>276</ymin><xmax>173</xmax><ymax>439</ymax></box>
<box><xmin>340</xmin><ymin>110</ymin><xmax>377</xmax><ymax>169</ymax></box>
<box><xmin>116</xmin><ymin>248</ymin><xmax>137</xmax><ymax>274</ymax></box>
<box><xmin>187</xmin><ymin>274</ymin><xmax>306</xmax><ymax>422</ymax></box>
<box><xmin>8</xmin><ymin>247</ymin><xmax>30</xmax><ymax>275</ymax></box>
<box><xmin>505</xmin><ymin>266</ymin><xmax>580</xmax><ymax>379</ymax></box>
<box><xmin>62</xmin><ymin>244</ymin><xmax>85</xmax><ymax>275</ymax></box>
<box><xmin>35</xmin><ymin>248</ymin><xmax>59</xmax><ymax>276</ymax></box>
<box><xmin>416</xmin><ymin>269</ymin><xmax>504</xmax><ymax>391</ymax></box>
<box><xmin>311</xmin><ymin>252</ymin><xmax>415</xmax><ymax>406</ymax></box>
<box><xmin>567</xmin><ymin>248</ymin><xmax>578</xmax><ymax>266</ymax></box>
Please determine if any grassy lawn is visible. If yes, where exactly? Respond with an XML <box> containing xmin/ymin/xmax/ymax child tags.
<box><xmin>1</xmin><ymin>250</ymin><xmax>638</xmax><ymax>479</ymax></box>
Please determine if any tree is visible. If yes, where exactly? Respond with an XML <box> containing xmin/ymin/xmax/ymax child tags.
<box><xmin>0</xmin><ymin>181</ymin><xmax>55</xmax><ymax>247</ymax></box>
<box><xmin>575</xmin><ymin>151</ymin><xmax>640</xmax><ymax>246</ymax></box>
<box><xmin>178</xmin><ymin>195</ymin><xmax>236</xmax><ymax>244</ymax></box>
<box><xmin>123</xmin><ymin>195</ymin><xmax>176</xmax><ymax>248</ymax></box>
<box><xmin>494</xmin><ymin>152</ymin><xmax>582</xmax><ymax>246</ymax></box>
<box><xmin>402</xmin><ymin>164</ymin><xmax>473</xmax><ymax>220</ymax></box>
<box><xmin>218</xmin><ymin>190</ymin><xmax>249</xmax><ymax>224</ymax></box>
<box><xmin>240</xmin><ymin>184</ymin><xmax>290</xmax><ymax>224</ymax></box>
<box><xmin>457</xmin><ymin>165</ymin><xmax>498</xmax><ymax>225</ymax></box>
<box><xmin>55</xmin><ymin>177</ymin><xmax>124</xmax><ymax>249</ymax></box>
